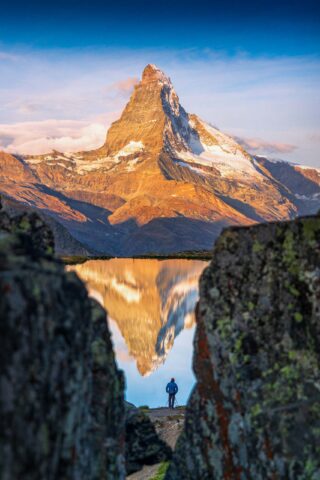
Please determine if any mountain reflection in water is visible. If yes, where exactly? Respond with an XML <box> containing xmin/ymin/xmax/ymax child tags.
<box><xmin>69</xmin><ymin>258</ymin><xmax>207</xmax><ymax>406</ymax></box>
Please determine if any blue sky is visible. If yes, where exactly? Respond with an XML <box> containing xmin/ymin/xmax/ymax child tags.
<box><xmin>0</xmin><ymin>0</ymin><xmax>319</xmax><ymax>166</ymax></box>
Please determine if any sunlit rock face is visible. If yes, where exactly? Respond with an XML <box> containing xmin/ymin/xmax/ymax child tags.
<box><xmin>0</xmin><ymin>64</ymin><xmax>319</xmax><ymax>255</ymax></box>
<box><xmin>69</xmin><ymin>258</ymin><xmax>206</xmax><ymax>376</ymax></box>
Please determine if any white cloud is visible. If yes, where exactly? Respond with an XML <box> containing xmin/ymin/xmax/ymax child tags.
<box><xmin>0</xmin><ymin>119</ymin><xmax>109</xmax><ymax>154</ymax></box>
<box><xmin>233</xmin><ymin>136</ymin><xmax>297</xmax><ymax>155</ymax></box>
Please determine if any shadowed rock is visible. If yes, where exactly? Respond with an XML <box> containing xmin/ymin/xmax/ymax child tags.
<box><xmin>125</xmin><ymin>404</ymin><xmax>172</xmax><ymax>475</ymax></box>
<box><xmin>0</xmin><ymin>206</ymin><xmax>125</xmax><ymax>479</ymax></box>
<box><xmin>166</xmin><ymin>213</ymin><xmax>320</xmax><ymax>479</ymax></box>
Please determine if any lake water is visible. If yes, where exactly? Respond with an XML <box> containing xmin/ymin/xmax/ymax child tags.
<box><xmin>69</xmin><ymin>258</ymin><xmax>208</xmax><ymax>408</ymax></box>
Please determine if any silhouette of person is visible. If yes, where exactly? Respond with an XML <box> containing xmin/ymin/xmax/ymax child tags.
<box><xmin>166</xmin><ymin>377</ymin><xmax>178</xmax><ymax>408</ymax></box>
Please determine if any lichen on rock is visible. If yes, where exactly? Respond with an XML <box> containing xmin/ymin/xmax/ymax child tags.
<box><xmin>166</xmin><ymin>213</ymin><xmax>320</xmax><ymax>479</ymax></box>
<box><xmin>0</xmin><ymin>203</ymin><xmax>125</xmax><ymax>479</ymax></box>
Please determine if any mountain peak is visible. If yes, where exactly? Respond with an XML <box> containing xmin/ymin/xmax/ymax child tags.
<box><xmin>141</xmin><ymin>64</ymin><xmax>171</xmax><ymax>85</ymax></box>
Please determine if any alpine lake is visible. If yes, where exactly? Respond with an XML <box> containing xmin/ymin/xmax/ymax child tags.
<box><xmin>68</xmin><ymin>257</ymin><xmax>209</xmax><ymax>408</ymax></box>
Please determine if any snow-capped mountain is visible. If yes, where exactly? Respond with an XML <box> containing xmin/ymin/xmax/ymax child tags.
<box><xmin>0</xmin><ymin>64</ymin><xmax>319</xmax><ymax>255</ymax></box>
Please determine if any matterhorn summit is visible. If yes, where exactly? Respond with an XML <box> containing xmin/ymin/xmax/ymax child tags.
<box><xmin>141</xmin><ymin>63</ymin><xmax>172</xmax><ymax>84</ymax></box>
<box><xmin>0</xmin><ymin>64</ymin><xmax>319</xmax><ymax>255</ymax></box>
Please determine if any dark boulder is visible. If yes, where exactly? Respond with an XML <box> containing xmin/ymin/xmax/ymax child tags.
<box><xmin>166</xmin><ymin>214</ymin><xmax>320</xmax><ymax>479</ymax></box>
<box><xmin>0</xmin><ymin>207</ymin><xmax>125</xmax><ymax>479</ymax></box>
<box><xmin>125</xmin><ymin>404</ymin><xmax>172</xmax><ymax>475</ymax></box>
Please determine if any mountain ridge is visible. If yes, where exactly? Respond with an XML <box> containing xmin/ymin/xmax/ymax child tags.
<box><xmin>0</xmin><ymin>64</ymin><xmax>319</xmax><ymax>255</ymax></box>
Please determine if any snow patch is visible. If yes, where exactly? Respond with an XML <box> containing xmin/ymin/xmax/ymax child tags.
<box><xmin>295</xmin><ymin>164</ymin><xmax>320</xmax><ymax>173</ymax></box>
<box><xmin>295</xmin><ymin>192</ymin><xmax>320</xmax><ymax>200</ymax></box>
<box><xmin>174</xmin><ymin>118</ymin><xmax>260</xmax><ymax>179</ymax></box>
<box><xmin>175</xmin><ymin>160</ymin><xmax>207</xmax><ymax>177</ymax></box>
<box><xmin>110</xmin><ymin>277</ymin><xmax>141</xmax><ymax>303</ymax></box>
<box><xmin>125</xmin><ymin>157</ymin><xmax>140</xmax><ymax>172</ymax></box>
<box><xmin>115</xmin><ymin>141</ymin><xmax>144</xmax><ymax>159</ymax></box>
<box><xmin>74</xmin><ymin>156</ymin><xmax>119</xmax><ymax>174</ymax></box>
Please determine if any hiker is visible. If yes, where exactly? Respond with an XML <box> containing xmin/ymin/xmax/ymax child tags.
<box><xmin>166</xmin><ymin>378</ymin><xmax>178</xmax><ymax>408</ymax></box>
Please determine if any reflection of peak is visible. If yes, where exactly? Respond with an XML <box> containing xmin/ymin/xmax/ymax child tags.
<box><xmin>69</xmin><ymin>258</ymin><xmax>206</xmax><ymax>376</ymax></box>
<box><xmin>155</xmin><ymin>288</ymin><xmax>198</xmax><ymax>362</ymax></box>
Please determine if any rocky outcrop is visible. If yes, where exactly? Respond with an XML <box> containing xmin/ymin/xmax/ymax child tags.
<box><xmin>166</xmin><ymin>213</ymin><xmax>320</xmax><ymax>479</ymax></box>
<box><xmin>125</xmin><ymin>404</ymin><xmax>172</xmax><ymax>475</ymax></box>
<box><xmin>0</xmin><ymin>208</ymin><xmax>125</xmax><ymax>478</ymax></box>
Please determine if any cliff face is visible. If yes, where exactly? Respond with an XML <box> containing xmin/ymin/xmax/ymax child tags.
<box><xmin>0</xmin><ymin>205</ymin><xmax>125</xmax><ymax>479</ymax></box>
<box><xmin>166</xmin><ymin>213</ymin><xmax>320</xmax><ymax>479</ymax></box>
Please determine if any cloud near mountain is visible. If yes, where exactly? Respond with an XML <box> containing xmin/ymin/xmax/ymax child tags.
<box><xmin>0</xmin><ymin>119</ymin><xmax>108</xmax><ymax>154</ymax></box>
<box><xmin>234</xmin><ymin>136</ymin><xmax>297</xmax><ymax>155</ymax></box>
<box><xmin>110</xmin><ymin>76</ymin><xmax>139</xmax><ymax>95</ymax></box>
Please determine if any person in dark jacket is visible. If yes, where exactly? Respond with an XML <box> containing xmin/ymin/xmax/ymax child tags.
<box><xmin>166</xmin><ymin>378</ymin><xmax>178</xmax><ymax>408</ymax></box>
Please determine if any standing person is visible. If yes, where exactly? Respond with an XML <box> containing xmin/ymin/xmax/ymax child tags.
<box><xmin>166</xmin><ymin>378</ymin><xmax>178</xmax><ymax>409</ymax></box>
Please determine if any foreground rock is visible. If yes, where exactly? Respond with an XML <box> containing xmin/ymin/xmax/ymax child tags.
<box><xmin>125</xmin><ymin>404</ymin><xmax>172</xmax><ymax>475</ymax></box>
<box><xmin>0</xmin><ymin>205</ymin><xmax>125</xmax><ymax>479</ymax></box>
<box><xmin>146</xmin><ymin>408</ymin><xmax>185</xmax><ymax>450</ymax></box>
<box><xmin>167</xmin><ymin>214</ymin><xmax>320</xmax><ymax>479</ymax></box>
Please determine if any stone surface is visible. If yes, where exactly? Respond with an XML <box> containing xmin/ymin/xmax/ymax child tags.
<box><xmin>0</xmin><ymin>209</ymin><xmax>125</xmax><ymax>479</ymax></box>
<box><xmin>166</xmin><ymin>213</ymin><xmax>320</xmax><ymax>479</ymax></box>
<box><xmin>125</xmin><ymin>404</ymin><xmax>172</xmax><ymax>475</ymax></box>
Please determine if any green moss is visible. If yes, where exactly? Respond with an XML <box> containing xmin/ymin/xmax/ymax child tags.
<box><xmin>280</xmin><ymin>365</ymin><xmax>299</xmax><ymax>381</ymax></box>
<box><xmin>217</xmin><ymin>316</ymin><xmax>232</xmax><ymax>339</ymax></box>
<box><xmin>251</xmin><ymin>403</ymin><xmax>262</xmax><ymax>418</ymax></box>
<box><xmin>234</xmin><ymin>336</ymin><xmax>243</xmax><ymax>353</ymax></box>
<box><xmin>294</xmin><ymin>312</ymin><xmax>303</xmax><ymax>323</ymax></box>
<box><xmin>91</xmin><ymin>338</ymin><xmax>108</xmax><ymax>366</ymax></box>
<box><xmin>288</xmin><ymin>285</ymin><xmax>300</xmax><ymax>297</ymax></box>
<box><xmin>303</xmin><ymin>219</ymin><xmax>320</xmax><ymax>246</ymax></box>
<box><xmin>282</xmin><ymin>230</ymin><xmax>299</xmax><ymax>275</ymax></box>
<box><xmin>288</xmin><ymin>350</ymin><xmax>297</xmax><ymax>360</ymax></box>
<box><xmin>18</xmin><ymin>218</ymin><xmax>31</xmax><ymax>231</ymax></box>
<box><xmin>247</xmin><ymin>301</ymin><xmax>255</xmax><ymax>311</ymax></box>
<box><xmin>252</xmin><ymin>241</ymin><xmax>263</xmax><ymax>253</ymax></box>
<box><xmin>150</xmin><ymin>462</ymin><xmax>170</xmax><ymax>480</ymax></box>
<box><xmin>32</xmin><ymin>283</ymin><xmax>42</xmax><ymax>301</ymax></box>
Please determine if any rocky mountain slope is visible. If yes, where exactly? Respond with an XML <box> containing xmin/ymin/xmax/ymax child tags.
<box><xmin>0</xmin><ymin>65</ymin><xmax>319</xmax><ymax>255</ymax></box>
